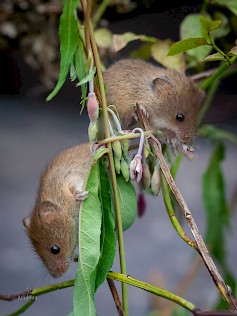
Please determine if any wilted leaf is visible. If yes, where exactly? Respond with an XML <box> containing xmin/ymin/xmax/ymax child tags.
<box><xmin>116</xmin><ymin>174</ymin><xmax>137</xmax><ymax>230</ymax></box>
<box><xmin>168</xmin><ymin>38</ymin><xmax>209</xmax><ymax>56</ymax></box>
<box><xmin>47</xmin><ymin>0</ymin><xmax>79</xmax><ymax>101</ymax></box>
<box><xmin>94</xmin><ymin>28</ymin><xmax>113</xmax><ymax>49</ymax></box>
<box><xmin>151</xmin><ymin>39</ymin><xmax>186</xmax><ymax>70</ymax></box>
<box><xmin>229</xmin><ymin>45</ymin><xmax>237</xmax><ymax>56</ymax></box>
<box><xmin>202</xmin><ymin>52</ymin><xmax>224</xmax><ymax>62</ymax></box>
<box><xmin>112</xmin><ymin>32</ymin><xmax>140</xmax><ymax>52</ymax></box>
<box><xmin>95</xmin><ymin>159</ymin><xmax>116</xmax><ymax>291</ymax></box>
<box><xmin>73</xmin><ymin>162</ymin><xmax>102</xmax><ymax>316</ymax></box>
<box><xmin>180</xmin><ymin>14</ymin><xmax>212</xmax><ymax>60</ymax></box>
<box><xmin>213</xmin><ymin>0</ymin><xmax>237</xmax><ymax>16</ymax></box>
<box><xmin>112</xmin><ymin>32</ymin><xmax>156</xmax><ymax>52</ymax></box>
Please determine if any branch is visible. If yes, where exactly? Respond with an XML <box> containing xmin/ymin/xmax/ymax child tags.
<box><xmin>136</xmin><ymin>104</ymin><xmax>237</xmax><ymax>311</ymax></box>
<box><xmin>107</xmin><ymin>278</ymin><xmax>125</xmax><ymax>316</ymax></box>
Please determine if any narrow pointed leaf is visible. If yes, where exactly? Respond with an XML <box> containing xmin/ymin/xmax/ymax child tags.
<box><xmin>168</xmin><ymin>38</ymin><xmax>209</xmax><ymax>56</ymax></box>
<box><xmin>95</xmin><ymin>159</ymin><xmax>116</xmax><ymax>291</ymax></box>
<box><xmin>73</xmin><ymin>162</ymin><xmax>102</xmax><ymax>316</ymax></box>
<box><xmin>47</xmin><ymin>0</ymin><xmax>79</xmax><ymax>101</ymax></box>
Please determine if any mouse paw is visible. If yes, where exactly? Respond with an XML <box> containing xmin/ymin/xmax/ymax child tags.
<box><xmin>139</xmin><ymin>104</ymin><xmax>149</xmax><ymax>119</ymax></box>
<box><xmin>74</xmin><ymin>190</ymin><xmax>88</xmax><ymax>201</ymax></box>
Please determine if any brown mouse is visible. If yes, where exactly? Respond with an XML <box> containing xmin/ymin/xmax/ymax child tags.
<box><xmin>104</xmin><ymin>59</ymin><xmax>205</xmax><ymax>149</ymax></box>
<box><xmin>23</xmin><ymin>144</ymin><xmax>92</xmax><ymax>278</ymax></box>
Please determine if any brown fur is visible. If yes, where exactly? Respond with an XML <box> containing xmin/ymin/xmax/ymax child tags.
<box><xmin>23</xmin><ymin>144</ymin><xmax>92</xmax><ymax>278</ymax></box>
<box><xmin>104</xmin><ymin>59</ymin><xmax>205</xmax><ymax>146</ymax></box>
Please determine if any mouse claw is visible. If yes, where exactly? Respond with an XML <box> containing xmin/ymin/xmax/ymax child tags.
<box><xmin>74</xmin><ymin>190</ymin><xmax>88</xmax><ymax>201</ymax></box>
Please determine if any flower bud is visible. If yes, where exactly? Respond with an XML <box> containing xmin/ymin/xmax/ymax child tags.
<box><xmin>87</xmin><ymin>92</ymin><xmax>99</xmax><ymax>123</ymax></box>
<box><xmin>151</xmin><ymin>165</ymin><xmax>161</xmax><ymax>196</ymax></box>
<box><xmin>130</xmin><ymin>154</ymin><xmax>143</xmax><ymax>183</ymax></box>
<box><xmin>88</xmin><ymin>121</ymin><xmax>98</xmax><ymax>143</ymax></box>
<box><xmin>121</xmin><ymin>157</ymin><xmax>129</xmax><ymax>182</ymax></box>
<box><xmin>137</xmin><ymin>192</ymin><xmax>147</xmax><ymax>217</ymax></box>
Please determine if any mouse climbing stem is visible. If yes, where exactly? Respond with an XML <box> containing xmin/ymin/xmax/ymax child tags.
<box><xmin>80</xmin><ymin>0</ymin><xmax>129</xmax><ymax>314</ymax></box>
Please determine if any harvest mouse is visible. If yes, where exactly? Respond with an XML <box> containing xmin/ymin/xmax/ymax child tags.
<box><xmin>23</xmin><ymin>144</ymin><xmax>92</xmax><ymax>278</ymax></box>
<box><xmin>104</xmin><ymin>59</ymin><xmax>205</xmax><ymax>149</ymax></box>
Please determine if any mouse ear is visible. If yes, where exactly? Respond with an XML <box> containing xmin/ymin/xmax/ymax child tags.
<box><xmin>37</xmin><ymin>201</ymin><xmax>58</xmax><ymax>224</ymax></box>
<box><xmin>22</xmin><ymin>216</ymin><xmax>31</xmax><ymax>228</ymax></box>
<box><xmin>153</xmin><ymin>76</ymin><xmax>172</xmax><ymax>91</ymax></box>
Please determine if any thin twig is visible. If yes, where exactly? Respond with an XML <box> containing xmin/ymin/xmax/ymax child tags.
<box><xmin>136</xmin><ymin>104</ymin><xmax>237</xmax><ymax>311</ymax></box>
<box><xmin>107</xmin><ymin>278</ymin><xmax>125</xmax><ymax>316</ymax></box>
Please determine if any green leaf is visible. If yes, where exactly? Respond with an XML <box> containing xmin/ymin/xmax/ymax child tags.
<box><xmin>199</xmin><ymin>16</ymin><xmax>222</xmax><ymax>33</ymax></box>
<box><xmin>180</xmin><ymin>14</ymin><xmax>212</xmax><ymax>60</ymax></box>
<box><xmin>95</xmin><ymin>159</ymin><xmax>116</xmax><ymax>291</ymax></box>
<box><xmin>76</xmin><ymin>67</ymin><xmax>96</xmax><ymax>86</ymax></box>
<box><xmin>202</xmin><ymin>142</ymin><xmax>229</xmax><ymax>264</ymax></box>
<box><xmin>168</xmin><ymin>38</ymin><xmax>209</xmax><ymax>56</ymax></box>
<box><xmin>73</xmin><ymin>162</ymin><xmax>102</xmax><ymax>316</ymax></box>
<box><xmin>73</xmin><ymin>39</ymin><xmax>88</xmax><ymax>110</ymax></box>
<box><xmin>47</xmin><ymin>0</ymin><xmax>79</xmax><ymax>101</ymax></box>
<box><xmin>199</xmin><ymin>125</ymin><xmax>237</xmax><ymax>145</ymax></box>
<box><xmin>116</xmin><ymin>174</ymin><xmax>137</xmax><ymax>231</ymax></box>
<box><xmin>202</xmin><ymin>52</ymin><xmax>225</xmax><ymax>62</ymax></box>
<box><xmin>213</xmin><ymin>0</ymin><xmax>237</xmax><ymax>16</ymax></box>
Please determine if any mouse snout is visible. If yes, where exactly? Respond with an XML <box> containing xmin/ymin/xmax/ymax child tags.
<box><xmin>48</xmin><ymin>259</ymin><xmax>70</xmax><ymax>278</ymax></box>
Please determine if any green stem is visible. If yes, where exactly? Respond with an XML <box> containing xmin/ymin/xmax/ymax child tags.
<box><xmin>5</xmin><ymin>280</ymin><xmax>74</xmax><ymax>316</ymax></box>
<box><xmin>198</xmin><ymin>75</ymin><xmax>220</xmax><ymax>125</ymax></box>
<box><xmin>161</xmin><ymin>175</ymin><xmax>197</xmax><ymax>249</ymax></box>
<box><xmin>208</xmin><ymin>34</ymin><xmax>231</xmax><ymax>64</ymax></box>
<box><xmin>92</xmin><ymin>0</ymin><xmax>109</xmax><ymax>27</ymax></box>
<box><xmin>201</xmin><ymin>55</ymin><xmax>237</xmax><ymax>90</ymax></box>
<box><xmin>86</xmin><ymin>7</ymin><xmax>129</xmax><ymax>315</ymax></box>
<box><xmin>107</xmin><ymin>271</ymin><xmax>197</xmax><ymax>313</ymax></box>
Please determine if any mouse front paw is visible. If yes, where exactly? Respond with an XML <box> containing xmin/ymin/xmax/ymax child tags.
<box><xmin>74</xmin><ymin>190</ymin><xmax>88</xmax><ymax>201</ymax></box>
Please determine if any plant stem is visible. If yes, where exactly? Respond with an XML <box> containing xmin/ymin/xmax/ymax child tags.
<box><xmin>83</xmin><ymin>2</ymin><xmax>129</xmax><ymax>313</ymax></box>
<box><xmin>107</xmin><ymin>271</ymin><xmax>196</xmax><ymax>313</ymax></box>
<box><xmin>208</xmin><ymin>34</ymin><xmax>231</xmax><ymax>64</ymax></box>
<box><xmin>201</xmin><ymin>56</ymin><xmax>237</xmax><ymax>90</ymax></box>
<box><xmin>92</xmin><ymin>0</ymin><xmax>109</xmax><ymax>27</ymax></box>
<box><xmin>161</xmin><ymin>175</ymin><xmax>197</xmax><ymax>249</ymax></box>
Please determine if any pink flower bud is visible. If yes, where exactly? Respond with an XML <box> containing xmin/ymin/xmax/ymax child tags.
<box><xmin>87</xmin><ymin>92</ymin><xmax>99</xmax><ymax>123</ymax></box>
<box><xmin>130</xmin><ymin>154</ymin><xmax>143</xmax><ymax>183</ymax></box>
<box><xmin>137</xmin><ymin>192</ymin><xmax>146</xmax><ymax>217</ymax></box>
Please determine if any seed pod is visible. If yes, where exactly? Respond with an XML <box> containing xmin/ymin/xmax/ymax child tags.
<box><xmin>121</xmin><ymin>139</ymin><xmax>130</xmax><ymax>157</ymax></box>
<box><xmin>137</xmin><ymin>192</ymin><xmax>147</xmax><ymax>217</ymax></box>
<box><xmin>112</xmin><ymin>140</ymin><xmax>122</xmax><ymax>161</ymax></box>
<box><xmin>151</xmin><ymin>165</ymin><xmax>161</xmax><ymax>196</ymax></box>
<box><xmin>142</xmin><ymin>162</ymin><xmax>151</xmax><ymax>190</ymax></box>
<box><xmin>114</xmin><ymin>155</ymin><xmax>121</xmax><ymax>174</ymax></box>
<box><xmin>121</xmin><ymin>157</ymin><xmax>129</xmax><ymax>182</ymax></box>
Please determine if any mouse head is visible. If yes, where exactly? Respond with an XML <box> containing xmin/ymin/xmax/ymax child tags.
<box><xmin>23</xmin><ymin>201</ymin><xmax>77</xmax><ymax>278</ymax></box>
<box><xmin>150</xmin><ymin>71</ymin><xmax>204</xmax><ymax>148</ymax></box>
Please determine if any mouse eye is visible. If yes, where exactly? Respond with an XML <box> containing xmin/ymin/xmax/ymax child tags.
<box><xmin>176</xmin><ymin>113</ymin><xmax>185</xmax><ymax>122</ymax></box>
<box><xmin>51</xmin><ymin>245</ymin><xmax>60</xmax><ymax>255</ymax></box>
